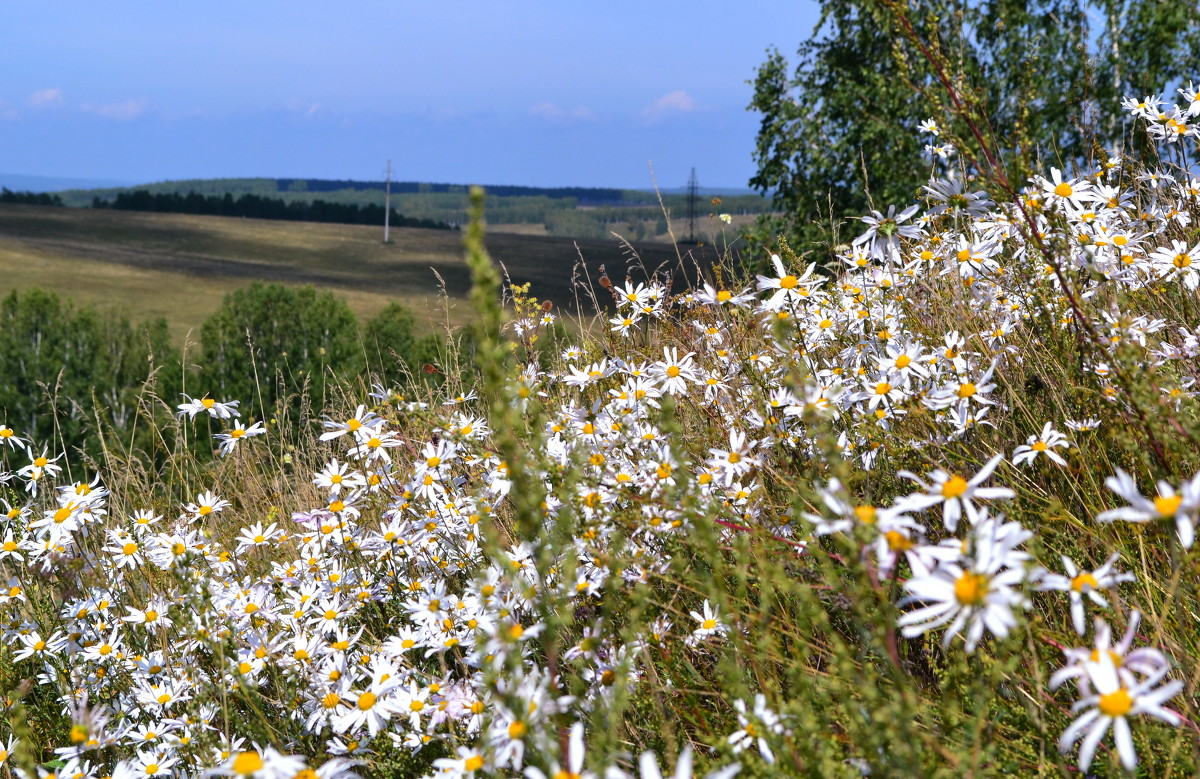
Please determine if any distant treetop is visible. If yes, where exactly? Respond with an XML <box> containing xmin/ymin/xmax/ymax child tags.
<box><xmin>275</xmin><ymin>178</ymin><xmax>629</xmax><ymax>203</ymax></box>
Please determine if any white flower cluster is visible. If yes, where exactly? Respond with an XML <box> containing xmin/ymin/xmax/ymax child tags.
<box><xmin>0</xmin><ymin>82</ymin><xmax>1198</xmax><ymax>776</ymax></box>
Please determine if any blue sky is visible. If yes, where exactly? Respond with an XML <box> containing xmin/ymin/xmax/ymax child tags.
<box><xmin>1</xmin><ymin>1</ymin><xmax>819</xmax><ymax>190</ymax></box>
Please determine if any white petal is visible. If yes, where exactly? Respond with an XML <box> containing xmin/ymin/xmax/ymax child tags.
<box><xmin>1077</xmin><ymin>716</ymin><xmax>1111</xmax><ymax>771</ymax></box>
<box><xmin>1113</xmin><ymin>716</ymin><xmax>1136</xmax><ymax>771</ymax></box>
<box><xmin>1058</xmin><ymin>708</ymin><xmax>1099</xmax><ymax>752</ymax></box>
<box><xmin>638</xmin><ymin>751</ymin><xmax>663</xmax><ymax>779</ymax></box>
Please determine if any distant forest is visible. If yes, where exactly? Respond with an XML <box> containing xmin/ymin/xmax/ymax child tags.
<box><xmin>46</xmin><ymin>177</ymin><xmax>771</xmax><ymax>241</ymax></box>
<box><xmin>91</xmin><ymin>190</ymin><xmax>452</xmax><ymax>230</ymax></box>
<box><xmin>1</xmin><ymin>188</ymin><xmax>63</xmax><ymax>206</ymax></box>
<box><xmin>276</xmin><ymin>178</ymin><xmax>629</xmax><ymax>203</ymax></box>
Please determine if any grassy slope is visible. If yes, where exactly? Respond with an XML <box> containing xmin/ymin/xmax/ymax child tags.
<box><xmin>0</xmin><ymin>204</ymin><xmax>706</xmax><ymax>342</ymax></box>
<box><xmin>54</xmin><ymin>178</ymin><xmax>771</xmax><ymax>244</ymax></box>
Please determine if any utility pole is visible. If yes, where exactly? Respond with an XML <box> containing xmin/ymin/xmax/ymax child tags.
<box><xmin>686</xmin><ymin>167</ymin><xmax>698</xmax><ymax>244</ymax></box>
<box><xmin>383</xmin><ymin>159</ymin><xmax>392</xmax><ymax>244</ymax></box>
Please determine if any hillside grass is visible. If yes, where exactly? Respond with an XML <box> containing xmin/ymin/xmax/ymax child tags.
<box><xmin>0</xmin><ymin>203</ymin><xmax>707</xmax><ymax>343</ymax></box>
<box><xmin>54</xmin><ymin>176</ymin><xmax>772</xmax><ymax>242</ymax></box>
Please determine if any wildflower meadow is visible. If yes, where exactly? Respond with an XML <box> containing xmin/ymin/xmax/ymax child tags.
<box><xmin>5</xmin><ymin>77</ymin><xmax>1200</xmax><ymax>777</ymax></box>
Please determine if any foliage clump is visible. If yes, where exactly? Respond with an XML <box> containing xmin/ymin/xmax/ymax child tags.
<box><xmin>749</xmin><ymin>0</ymin><xmax>1200</xmax><ymax>259</ymax></box>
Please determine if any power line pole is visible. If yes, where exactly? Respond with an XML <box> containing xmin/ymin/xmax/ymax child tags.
<box><xmin>687</xmin><ymin>168</ymin><xmax>699</xmax><ymax>243</ymax></box>
<box><xmin>383</xmin><ymin>159</ymin><xmax>392</xmax><ymax>244</ymax></box>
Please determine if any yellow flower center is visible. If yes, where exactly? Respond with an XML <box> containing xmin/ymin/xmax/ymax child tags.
<box><xmin>1098</xmin><ymin>687</ymin><xmax>1133</xmax><ymax>717</ymax></box>
<box><xmin>854</xmin><ymin>505</ymin><xmax>877</xmax><ymax>524</ymax></box>
<box><xmin>1071</xmin><ymin>573</ymin><xmax>1098</xmax><ymax>592</ymax></box>
<box><xmin>666</xmin><ymin>366</ymin><xmax>681</xmax><ymax>378</ymax></box>
<box><xmin>322</xmin><ymin>692</ymin><xmax>341</xmax><ymax>709</ymax></box>
<box><xmin>357</xmin><ymin>692</ymin><xmax>377</xmax><ymax>710</ymax></box>
<box><xmin>895</xmin><ymin>354</ymin><xmax>912</xmax><ymax>368</ymax></box>
<box><xmin>957</xmin><ymin>383</ymin><xmax>976</xmax><ymax>398</ymax></box>
<box><xmin>1155</xmin><ymin>494</ymin><xmax>1183</xmax><ymax>516</ymax></box>
<box><xmin>232</xmin><ymin>751</ymin><xmax>264</xmax><ymax>775</ymax></box>
<box><xmin>885</xmin><ymin>530</ymin><xmax>913</xmax><ymax>551</ymax></box>
<box><xmin>1054</xmin><ymin>182</ymin><xmax>1073</xmax><ymax>197</ymax></box>
<box><xmin>779</xmin><ymin>274</ymin><xmax>799</xmax><ymax>289</ymax></box>
<box><xmin>1175</xmin><ymin>254</ymin><xmax>1191</xmax><ymax>269</ymax></box>
<box><xmin>508</xmin><ymin>721</ymin><xmax>527</xmax><ymax>739</ymax></box>
<box><xmin>701</xmin><ymin>618</ymin><xmax>717</xmax><ymax>630</ymax></box>
<box><xmin>1090</xmin><ymin>648</ymin><xmax>1123</xmax><ymax>666</ymax></box>
<box><xmin>942</xmin><ymin>475</ymin><xmax>968</xmax><ymax>498</ymax></box>
<box><xmin>954</xmin><ymin>572</ymin><xmax>988</xmax><ymax>605</ymax></box>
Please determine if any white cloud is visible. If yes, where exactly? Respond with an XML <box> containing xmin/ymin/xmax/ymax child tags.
<box><xmin>641</xmin><ymin>90</ymin><xmax>696</xmax><ymax>121</ymax></box>
<box><xmin>530</xmin><ymin>102</ymin><xmax>595</xmax><ymax>122</ymax></box>
<box><xmin>285</xmin><ymin>99</ymin><xmax>322</xmax><ymax>118</ymax></box>
<box><xmin>80</xmin><ymin>98</ymin><xmax>148</xmax><ymax>121</ymax></box>
<box><xmin>29</xmin><ymin>88</ymin><xmax>64</xmax><ymax>107</ymax></box>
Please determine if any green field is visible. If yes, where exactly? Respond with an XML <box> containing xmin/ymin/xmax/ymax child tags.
<box><xmin>0</xmin><ymin>203</ymin><xmax>713</xmax><ymax>342</ymax></box>
<box><xmin>55</xmin><ymin>176</ymin><xmax>770</xmax><ymax>242</ymax></box>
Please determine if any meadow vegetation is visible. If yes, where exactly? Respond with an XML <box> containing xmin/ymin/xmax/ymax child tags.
<box><xmin>0</xmin><ymin>205</ymin><xmax>690</xmax><ymax>342</ymax></box>
<box><xmin>4</xmin><ymin>32</ymin><xmax>1200</xmax><ymax>779</ymax></box>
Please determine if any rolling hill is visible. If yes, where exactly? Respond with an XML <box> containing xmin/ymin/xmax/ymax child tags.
<box><xmin>0</xmin><ymin>203</ymin><xmax>720</xmax><ymax>343</ymax></box>
<box><xmin>54</xmin><ymin>176</ymin><xmax>769</xmax><ymax>242</ymax></box>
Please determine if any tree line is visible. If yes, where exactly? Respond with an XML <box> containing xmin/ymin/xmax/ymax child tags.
<box><xmin>0</xmin><ymin>189</ymin><xmax>64</xmax><ymax>206</ymax></box>
<box><xmin>0</xmin><ymin>284</ymin><xmax>446</xmax><ymax>461</ymax></box>
<box><xmin>91</xmin><ymin>190</ymin><xmax>453</xmax><ymax>230</ymax></box>
<box><xmin>276</xmin><ymin>178</ymin><xmax>631</xmax><ymax>203</ymax></box>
